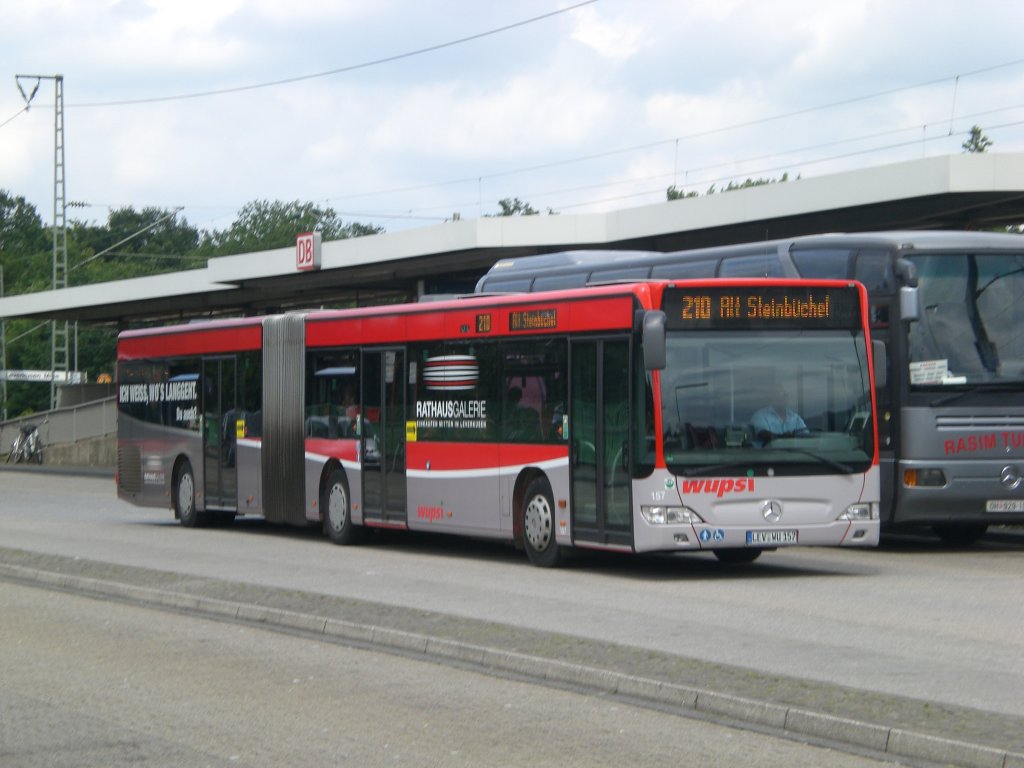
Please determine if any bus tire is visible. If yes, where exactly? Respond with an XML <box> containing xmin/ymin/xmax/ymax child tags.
<box><xmin>173</xmin><ymin>460</ymin><xmax>202</xmax><ymax>527</ymax></box>
<box><xmin>521</xmin><ymin>476</ymin><xmax>562</xmax><ymax>568</ymax></box>
<box><xmin>713</xmin><ymin>548</ymin><xmax>762</xmax><ymax>564</ymax></box>
<box><xmin>323</xmin><ymin>468</ymin><xmax>359</xmax><ymax>545</ymax></box>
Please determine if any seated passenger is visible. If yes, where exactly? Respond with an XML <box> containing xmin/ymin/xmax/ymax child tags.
<box><xmin>751</xmin><ymin>386</ymin><xmax>809</xmax><ymax>446</ymax></box>
<box><xmin>504</xmin><ymin>386</ymin><xmax>542</xmax><ymax>441</ymax></box>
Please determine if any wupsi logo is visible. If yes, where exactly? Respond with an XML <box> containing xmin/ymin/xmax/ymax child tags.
<box><xmin>417</xmin><ymin>505</ymin><xmax>446</xmax><ymax>522</ymax></box>
<box><xmin>680</xmin><ymin>478</ymin><xmax>755</xmax><ymax>498</ymax></box>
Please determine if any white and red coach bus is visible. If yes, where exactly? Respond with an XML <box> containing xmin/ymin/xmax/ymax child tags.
<box><xmin>116</xmin><ymin>279</ymin><xmax>882</xmax><ymax>566</ymax></box>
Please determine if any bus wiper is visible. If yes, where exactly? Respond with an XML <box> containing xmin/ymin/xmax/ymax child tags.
<box><xmin>678</xmin><ymin>449</ymin><xmax>852</xmax><ymax>476</ymax></box>
<box><xmin>678</xmin><ymin>462</ymin><xmax>754</xmax><ymax>478</ymax></box>
<box><xmin>966</xmin><ymin>256</ymin><xmax>999</xmax><ymax>373</ymax></box>
<box><xmin>931</xmin><ymin>381</ymin><xmax>1024</xmax><ymax>407</ymax></box>
<box><xmin>770</xmin><ymin>447</ymin><xmax>853</xmax><ymax>474</ymax></box>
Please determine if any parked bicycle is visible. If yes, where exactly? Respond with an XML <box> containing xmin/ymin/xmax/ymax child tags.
<box><xmin>7</xmin><ymin>421</ymin><xmax>44</xmax><ymax>464</ymax></box>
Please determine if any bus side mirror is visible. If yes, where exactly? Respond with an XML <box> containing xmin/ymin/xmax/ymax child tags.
<box><xmin>642</xmin><ymin>310</ymin><xmax>666</xmax><ymax>370</ymax></box>
<box><xmin>872</xmin><ymin>339</ymin><xmax>887</xmax><ymax>389</ymax></box>
<box><xmin>895</xmin><ymin>258</ymin><xmax>918</xmax><ymax>287</ymax></box>
<box><xmin>899</xmin><ymin>286</ymin><xmax>920</xmax><ymax>322</ymax></box>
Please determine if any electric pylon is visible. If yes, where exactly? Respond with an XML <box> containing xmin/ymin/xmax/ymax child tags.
<box><xmin>16</xmin><ymin>73</ymin><xmax>68</xmax><ymax>410</ymax></box>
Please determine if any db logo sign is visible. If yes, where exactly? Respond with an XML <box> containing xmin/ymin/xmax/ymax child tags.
<box><xmin>296</xmin><ymin>231</ymin><xmax>322</xmax><ymax>272</ymax></box>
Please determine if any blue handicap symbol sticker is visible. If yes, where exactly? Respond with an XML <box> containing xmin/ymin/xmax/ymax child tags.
<box><xmin>713</xmin><ymin>529</ymin><xmax>725</xmax><ymax>542</ymax></box>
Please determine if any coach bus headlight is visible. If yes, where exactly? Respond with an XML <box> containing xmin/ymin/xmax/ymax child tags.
<box><xmin>903</xmin><ymin>468</ymin><xmax>946</xmax><ymax>488</ymax></box>
<box><xmin>641</xmin><ymin>505</ymin><xmax>703</xmax><ymax>525</ymax></box>
<box><xmin>837</xmin><ymin>503</ymin><xmax>878</xmax><ymax>521</ymax></box>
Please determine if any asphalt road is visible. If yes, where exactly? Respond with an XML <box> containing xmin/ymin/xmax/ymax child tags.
<box><xmin>1</xmin><ymin>467</ymin><xmax>1022</xmax><ymax>765</ymax></box>
<box><xmin>0</xmin><ymin>579</ymin><xmax>903</xmax><ymax>768</ymax></box>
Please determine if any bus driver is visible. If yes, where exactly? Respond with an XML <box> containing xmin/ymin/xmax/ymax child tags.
<box><xmin>751</xmin><ymin>385</ymin><xmax>809</xmax><ymax>446</ymax></box>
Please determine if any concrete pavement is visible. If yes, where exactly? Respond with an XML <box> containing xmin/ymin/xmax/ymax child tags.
<box><xmin>0</xmin><ymin>546</ymin><xmax>1021</xmax><ymax>768</ymax></box>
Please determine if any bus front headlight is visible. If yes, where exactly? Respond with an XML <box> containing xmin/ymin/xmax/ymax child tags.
<box><xmin>641</xmin><ymin>506</ymin><xmax>704</xmax><ymax>525</ymax></box>
<box><xmin>837</xmin><ymin>503</ymin><xmax>878</xmax><ymax>521</ymax></box>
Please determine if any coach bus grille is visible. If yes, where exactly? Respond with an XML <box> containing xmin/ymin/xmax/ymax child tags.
<box><xmin>117</xmin><ymin>446</ymin><xmax>142</xmax><ymax>493</ymax></box>
<box><xmin>936</xmin><ymin>415</ymin><xmax>1024</xmax><ymax>430</ymax></box>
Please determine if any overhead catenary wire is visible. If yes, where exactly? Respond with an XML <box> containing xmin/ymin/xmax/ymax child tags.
<box><xmin>319</xmin><ymin>58</ymin><xmax>1024</xmax><ymax>207</ymax></box>
<box><xmin>327</xmin><ymin>110</ymin><xmax>1024</xmax><ymax>222</ymax></box>
<box><xmin>63</xmin><ymin>1</ymin><xmax>597</xmax><ymax>108</ymax></box>
<box><xmin>12</xmin><ymin>17</ymin><xmax>1023</xmax><ymax>228</ymax></box>
<box><xmin>0</xmin><ymin>106</ymin><xmax>29</xmax><ymax>130</ymax></box>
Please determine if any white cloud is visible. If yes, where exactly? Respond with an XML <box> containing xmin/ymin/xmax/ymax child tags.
<box><xmin>368</xmin><ymin>75</ymin><xmax>611</xmax><ymax>160</ymax></box>
<box><xmin>570</xmin><ymin>6</ymin><xmax>646</xmax><ymax>62</ymax></box>
<box><xmin>3</xmin><ymin>0</ymin><xmax>1024</xmax><ymax>229</ymax></box>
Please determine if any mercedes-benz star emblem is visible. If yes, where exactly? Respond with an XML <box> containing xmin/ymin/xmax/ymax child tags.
<box><xmin>1000</xmin><ymin>465</ymin><xmax>1022</xmax><ymax>490</ymax></box>
<box><xmin>761</xmin><ymin>500</ymin><xmax>783</xmax><ymax>522</ymax></box>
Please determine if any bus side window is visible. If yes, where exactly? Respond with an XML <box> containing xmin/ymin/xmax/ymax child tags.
<box><xmin>718</xmin><ymin>254</ymin><xmax>785</xmax><ymax>277</ymax></box>
<box><xmin>854</xmin><ymin>250</ymin><xmax>896</xmax><ymax>292</ymax></box>
<box><xmin>790</xmin><ymin>249</ymin><xmax>851</xmax><ymax>279</ymax></box>
<box><xmin>651</xmin><ymin>259</ymin><xmax>717</xmax><ymax>279</ymax></box>
<box><xmin>501</xmin><ymin>339</ymin><xmax>567</xmax><ymax>444</ymax></box>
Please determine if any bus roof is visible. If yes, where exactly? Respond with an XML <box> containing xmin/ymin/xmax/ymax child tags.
<box><xmin>475</xmin><ymin>230</ymin><xmax>1024</xmax><ymax>292</ymax></box>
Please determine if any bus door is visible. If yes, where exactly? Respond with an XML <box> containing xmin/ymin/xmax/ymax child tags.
<box><xmin>202</xmin><ymin>356</ymin><xmax>237</xmax><ymax>510</ymax></box>
<box><xmin>570</xmin><ymin>338</ymin><xmax>633</xmax><ymax>547</ymax></box>
<box><xmin>361</xmin><ymin>349</ymin><xmax>407</xmax><ymax>525</ymax></box>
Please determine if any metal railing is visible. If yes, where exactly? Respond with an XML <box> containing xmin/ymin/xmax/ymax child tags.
<box><xmin>1</xmin><ymin>396</ymin><xmax>116</xmax><ymax>459</ymax></box>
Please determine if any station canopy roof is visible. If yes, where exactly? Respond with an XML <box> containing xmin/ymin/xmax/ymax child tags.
<box><xmin>3</xmin><ymin>152</ymin><xmax>1024</xmax><ymax>326</ymax></box>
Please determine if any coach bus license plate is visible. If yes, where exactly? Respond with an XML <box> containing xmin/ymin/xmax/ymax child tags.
<box><xmin>986</xmin><ymin>500</ymin><xmax>1024</xmax><ymax>513</ymax></box>
<box><xmin>746</xmin><ymin>529</ymin><xmax>798</xmax><ymax>545</ymax></box>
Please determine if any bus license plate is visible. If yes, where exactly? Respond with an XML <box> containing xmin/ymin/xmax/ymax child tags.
<box><xmin>746</xmin><ymin>529</ymin><xmax>798</xmax><ymax>545</ymax></box>
<box><xmin>986</xmin><ymin>500</ymin><xmax>1024</xmax><ymax>513</ymax></box>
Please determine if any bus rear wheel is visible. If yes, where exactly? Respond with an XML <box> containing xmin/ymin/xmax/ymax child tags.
<box><xmin>323</xmin><ymin>468</ymin><xmax>359</xmax><ymax>545</ymax></box>
<box><xmin>173</xmin><ymin>461</ymin><xmax>202</xmax><ymax>527</ymax></box>
<box><xmin>522</xmin><ymin>477</ymin><xmax>562</xmax><ymax>568</ymax></box>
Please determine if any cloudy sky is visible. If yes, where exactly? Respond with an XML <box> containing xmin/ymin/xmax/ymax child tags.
<box><xmin>2</xmin><ymin>0</ymin><xmax>1023</xmax><ymax>235</ymax></box>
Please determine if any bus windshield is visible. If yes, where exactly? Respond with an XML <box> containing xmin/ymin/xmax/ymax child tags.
<box><xmin>907</xmin><ymin>252</ymin><xmax>1024</xmax><ymax>387</ymax></box>
<box><xmin>660</xmin><ymin>329</ymin><xmax>874</xmax><ymax>476</ymax></box>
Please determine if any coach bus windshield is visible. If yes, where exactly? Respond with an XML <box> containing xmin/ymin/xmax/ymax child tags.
<box><xmin>906</xmin><ymin>253</ymin><xmax>1024</xmax><ymax>387</ymax></box>
<box><xmin>659</xmin><ymin>329</ymin><xmax>874</xmax><ymax>476</ymax></box>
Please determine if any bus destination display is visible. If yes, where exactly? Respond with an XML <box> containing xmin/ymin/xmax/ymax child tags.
<box><xmin>663</xmin><ymin>286</ymin><xmax>860</xmax><ymax>330</ymax></box>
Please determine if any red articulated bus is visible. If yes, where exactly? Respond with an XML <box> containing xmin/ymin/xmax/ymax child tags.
<box><xmin>117</xmin><ymin>279</ymin><xmax>881</xmax><ymax>566</ymax></box>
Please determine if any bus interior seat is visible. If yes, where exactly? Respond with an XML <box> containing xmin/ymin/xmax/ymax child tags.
<box><xmin>686</xmin><ymin>423</ymin><xmax>719</xmax><ymax>449</ymax></box>
<box><xmin>506</xmin><ymin>406</ymin><xmax>543</xmax><ymax>441</ymax></box>
<box><xmin>724</xmin><ymin>425</ymin><xmax>750</xmax><ymax>447</ymax></box>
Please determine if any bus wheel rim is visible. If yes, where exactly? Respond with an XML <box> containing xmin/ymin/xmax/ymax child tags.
<box><xmin>525</xmin><ymin>494</ymin><xmax>552</xmax><ymax>551</ymax></box>
<box><xmin>328</xmin><ymin>484</ymin><xmax>347</xmax><ymax>531</ymax></box>
<box><xmin>179</xmin><ymin>473</ymin><xmax>194</xmax><ymax>515</ymax></box>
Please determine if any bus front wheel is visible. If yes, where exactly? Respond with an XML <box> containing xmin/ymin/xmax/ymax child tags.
<box><xmin>174</xmin><ymin>461</ymin><xmax>202</xmax><ymax>527</ymax></box>
<box><xmin>521</xmin><ymin>477</ymin><xmax>562</xmax><ymax>568</ymax></box>
<box><xmin>713</xmin><ymin>548</ymin><xmax>762</xmax><ymax>564</ymax></box>
<box><xmin>933</xmin><ymin>523</ymin><xmax>987</xmax><ymax>546</ymax></box>
<box><xmin>323</xmin><ymin>468</ymin><xmax>359</xmax><ymax>545</ymax></box>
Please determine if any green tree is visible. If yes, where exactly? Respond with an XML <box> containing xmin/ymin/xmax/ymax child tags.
<box><xmin>666</xmin><ymin>186</ymin><xmax>698</xmax><ymax>200</ymax></box>
<box><xmin>3</xmin><ymin>318</ymin><xmax>52</xmax><ymax>417</ymax></box>
<box><xmin>199</xmin><ymin>200</ymin><xmax>383</xmax><ymax>256</ymax></box>
<box><xmin>490</xmin><ymin>197</ymin><xmax>557</xmax><ymax>216</ymax></box>
<box><xmin>69</xmin><ymin>207</ymin><xmax>204</xmax><ymax>285</ymax></box>
<box><xmin>0</xmin><ymin>191</ymin><xmax>50</xmax><ymax>295</ymax></box>
<box><xmin>962</xmin><ymin>125</ymin><xmax>993</xmax><ymax>153</ymax></box>
<box><xmin>667</xmin><ymin>173</ymin><xmax>792</xmax><ymax>201</ymax></box>
<box><xmin>1</xmin><ymin>192</ymin><xmax>52</xmax><ymax>415</ymax></box>
<box><xmin>496</xmin><ymin>197</ymin><xmax>539</xmax><ymax>216</ymax></box>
